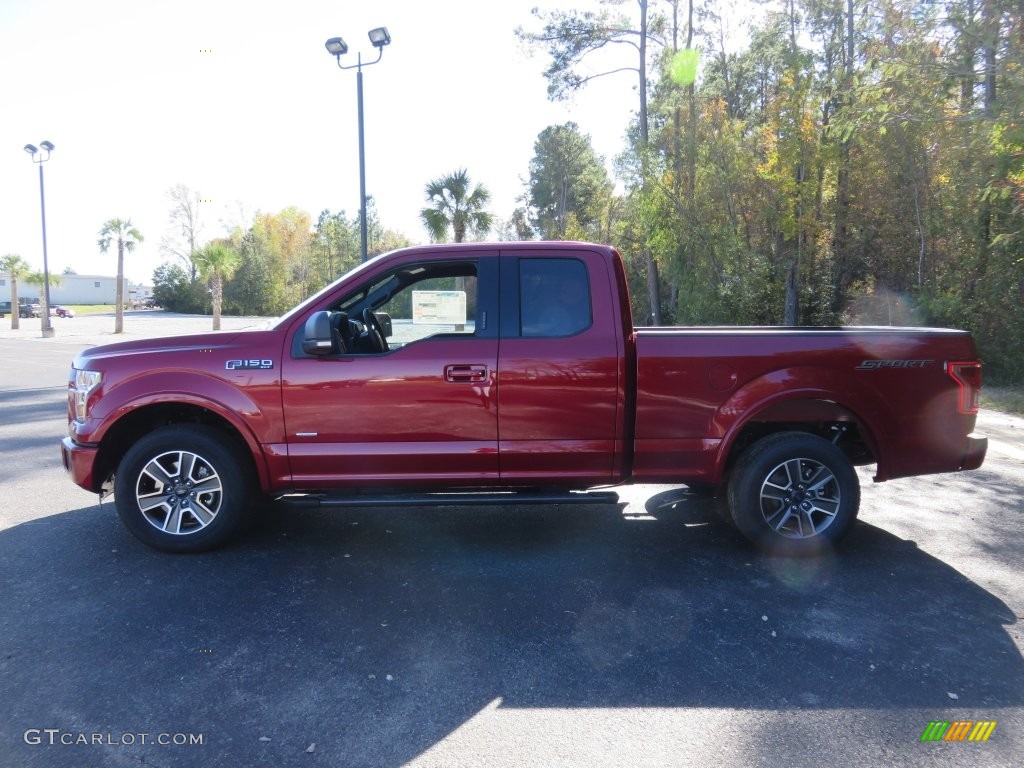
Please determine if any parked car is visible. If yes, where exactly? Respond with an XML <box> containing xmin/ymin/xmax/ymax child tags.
<box><xmin>21</xmin><ymin>303</ymin><xmax>58</xmax><ymax>318</ymax></box>
<box><xmin>54</xmin><ymin>306</ymin><xmax>75</xmax><ymax>318</ymax></box>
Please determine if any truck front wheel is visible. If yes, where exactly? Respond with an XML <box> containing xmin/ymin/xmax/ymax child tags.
<box><xmin>113</xmin><ymin>425</ymin><xmax>253</xmax><ymax>553</ymax></box>
<box><xmin>727</xmin><ymin>431</ymin><xmax>860</xmax><ymax>556</ymax></box>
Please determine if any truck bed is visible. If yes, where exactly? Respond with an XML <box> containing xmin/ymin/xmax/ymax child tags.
<box><xmin>631</xmin><ymin>325</ymin><xmax>983</xmax><ymax>483</ymax></box>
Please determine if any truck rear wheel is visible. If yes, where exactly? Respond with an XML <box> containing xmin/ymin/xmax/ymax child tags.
<box><xmin>727</xmin><ymin>431</ymin><xmax>859</xmax><ymax>556</ymax></box>
<box><xmin>113</xmin><ymin>425</ymin><xmax>252</xmax><ymax>553</ymax></box>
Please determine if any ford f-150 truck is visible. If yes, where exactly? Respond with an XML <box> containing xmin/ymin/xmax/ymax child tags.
<box><xmin>62</xmin><ymin>242</ymin><xmax>987</xmax><ymax>555</ymax></box>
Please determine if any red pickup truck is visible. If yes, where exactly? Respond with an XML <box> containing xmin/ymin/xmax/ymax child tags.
<box><xmin>62</xmin><ymin>242</ymin><xmax>986</xmax><ymax>555</ymax></box>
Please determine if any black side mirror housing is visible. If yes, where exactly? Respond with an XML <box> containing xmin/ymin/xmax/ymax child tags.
<box><xmin>302</xmin><ymin>311</ymin><xmax>334</xmax><ymax>355</ymax></box>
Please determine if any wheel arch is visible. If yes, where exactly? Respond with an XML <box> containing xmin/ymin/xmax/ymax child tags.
<box><xmin>91</xmin><ymin>400</ymin><xmax>269</xmax><ymax>495</ymax></box>
<box><xmin>710</xmin><ymin>368</ymin><xmax>889</xmax><ymax>481</ymax></box>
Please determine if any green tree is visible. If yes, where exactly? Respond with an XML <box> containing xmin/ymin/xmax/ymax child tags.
<box><xmin>196</xmin><ymin>241</ymin><xmax>240</xmax><ymax>330</ymax></box>
<box><xmin>223</xmin><ymin>233</ymin><xmax>273</xmax><ymax>316</ymax></box>
<box><xmin>223</xmin><ymin>207</ymin><xmax>315</xmax><ymax>315</ymax></box>
<box><xmin>575</xmin><ymin>0</ymin><xmax>1024</xmax><ymax>377</ymax></box>
<box><xmin>25</xmin><ymin>270</ymin><xmax>62</xmax><ymax>305</ymax></box>
<box><xmin>314</xmin><ymin>209</ymin><xmax>361</xmax><ymax>286</ymax></box>
<box><xmin>527</xmin><ymin>123</ymin><xmax>612</xmax><ymax>239</ymax></box>
<box><xmin>420</xmin><ymin>169</ymin><xmax>494</xmax><ymax>243</ymax></box>
<box><xmin>152</xmin><ymin>262</ymin><xmax>204</xmax><ymax>313</ymax></box>
<box><xmin>98</xmin><ymin>218</ymin><xmax>143</xmax><ymax>334</ymax></box>
<box><xmin>369</xmin><ymin>227</ymin><xmax>414</xmax><ymax>259</ymax></box>
<box><xmin>496</xmin><ymin>208</ymin><xmax>536</xmax><ymax>241</ymax></box>
<box><xmin>1</xmin><ymin>254</ymin><xmax>31</xmax><ymax>330</ymax></box>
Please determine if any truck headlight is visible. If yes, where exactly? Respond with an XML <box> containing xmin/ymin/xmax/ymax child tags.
<box><xmin>72</xmin><ymin>369</ymin><xmax>102</xmax><ymax>423</ymax></box>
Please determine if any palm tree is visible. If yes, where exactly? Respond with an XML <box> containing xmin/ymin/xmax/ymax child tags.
<box><xmin>98</xmin><ymin>219</ymin><xmax>143</xmax><ymax>333</ymax></box>
<box><xmin>195</xmin><ymin>242</ymin><xmax>240</xmax><ymax>330</ymax></box>
<box><xmin>25</xmin><ymin>271</ymin><xmax>63</xmax><ymax>315</ymax></box>
<box><xmin>420</xmin><ymin>169</ymin><xmax>494</xmax><ymax>243</ymax></box>
<box><xmin>1</xmin><ymin>254</ymin><xmax>31</xmax><ymax>330</ymax></box>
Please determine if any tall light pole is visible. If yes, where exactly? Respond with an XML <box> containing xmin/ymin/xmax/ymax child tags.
<box><xmin>325</xmin><ymin>26</ymin><xmax>391</xmax><ymax>263</ymax></box>
<box><xmin>24</xmin><ymin>140</ymin><xmax>55</xmax><ymax>338</ymax></box>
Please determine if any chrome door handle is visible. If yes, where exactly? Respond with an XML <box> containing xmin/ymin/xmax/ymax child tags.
<box><xmin>445</xmin><ymin>364</ymin><xmax>487</xmax><ymax>383</ymax></box>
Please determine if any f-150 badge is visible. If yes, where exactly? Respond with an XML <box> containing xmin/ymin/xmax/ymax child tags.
<box><xmin>226</xmin><ymin>359</ymin><xmax>274</xmax><ymax>370</ymax></box>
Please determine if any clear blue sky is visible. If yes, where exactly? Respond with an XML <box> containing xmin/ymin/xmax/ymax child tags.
<box><xmin>0</xmin><ymin>0</ymin><xmax>752</xmax><ymax>283</ymax></box>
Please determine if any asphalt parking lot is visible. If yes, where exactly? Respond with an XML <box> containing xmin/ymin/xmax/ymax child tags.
<box><xmin>0</xmin><ymin>312</ymin><xmax>1022</xmax><ymax>767</ymax></box>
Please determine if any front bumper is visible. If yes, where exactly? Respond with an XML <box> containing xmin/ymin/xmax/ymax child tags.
<box><xmin>61</xmin><ymin>436</ymin><xmax>101</xmax><ymax>492</ymax></box>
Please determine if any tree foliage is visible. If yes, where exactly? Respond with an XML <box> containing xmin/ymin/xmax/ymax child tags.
<box><xmin>520</xmin><ymin>0</ymin><xmax>1023</xmax><ymax>379</ymax></box>
<box><xmin>152</xmin><ymin>262</ymin><xmax>204</xmax><ymax>313</ymax></box>
<box><xmin>153</xmin><ymin>201</ymin><xmax>411</xmax><ymax>319</ymax></box>
<box><xmin>526</xmin><ymin>123</ymin><xmax>613</xmax><ymax>239</ymax></box>
<box><xmin>420</xmin><ymin>169</ymin><xmax>494</xmax><ymax>243</ymax></box>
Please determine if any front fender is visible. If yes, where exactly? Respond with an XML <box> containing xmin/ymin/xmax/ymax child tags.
<box><xmin>71</xmin><ymin>371</ymin><xmax>280</xmax><ymax>495</ymax></box>
<box><xmin>76</xmin><ymin>370</ymin><xmax>278</xmax><ymax>453</ymax></box>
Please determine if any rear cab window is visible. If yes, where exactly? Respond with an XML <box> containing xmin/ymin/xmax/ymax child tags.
<box><xmin>519</xmin><ymin>258</ymin><xmax>592</xmax><ymax>338</ymax></box>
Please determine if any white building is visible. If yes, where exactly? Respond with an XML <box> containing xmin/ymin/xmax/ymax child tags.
<box><xmin>0</xmin><ymin>273</ymin><xmax>134</xmax><ymax>305</ymax></box>
<box><xmin>128</xmin><ymin>283</ymin><xmax>154</xmax><ymax>305</ymax></box>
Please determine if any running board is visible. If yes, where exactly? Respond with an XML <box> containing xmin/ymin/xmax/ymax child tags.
<box><xmin>275</xmin><ymin>489</ymin><xmax>620</xmax><ymax>509</ymax></box>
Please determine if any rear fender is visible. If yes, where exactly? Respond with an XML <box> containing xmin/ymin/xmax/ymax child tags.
<box><xmin>711</xmin><ymin>366</ymin><xmax>888</xmax><ymax>479</ymax></box>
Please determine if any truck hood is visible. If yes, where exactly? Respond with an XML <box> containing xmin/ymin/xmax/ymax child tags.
<box><xmin>72</xmin><ymin>328</ymin><xmax>272</xmax><ymax>368</ymax></box>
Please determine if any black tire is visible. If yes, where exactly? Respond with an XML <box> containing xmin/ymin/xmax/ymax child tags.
<box><xmin>113</xmin><ymin>425</ymin><xmax>253</xmax><ymax>553</ymax></box>
<box><xmin>727</xmin><ymin>431</ymin><xmax>859</xmax><ymax>556</ymax></box>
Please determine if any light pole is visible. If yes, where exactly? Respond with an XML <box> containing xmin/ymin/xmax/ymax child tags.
<box><xmin>24</xmin><ymin>140</ymin><xmax>56</xmax><ymax>338</ymax></box>
<box><xmin>325</xmin><ymin>26</ymin><xmax>391</xmax><ymax>263</ymax></box>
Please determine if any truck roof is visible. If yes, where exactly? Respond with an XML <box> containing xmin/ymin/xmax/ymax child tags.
<box><xmin>373</xmin><ymin>241</ymin><xmax>618</xmax><ymax>257</ymax></box>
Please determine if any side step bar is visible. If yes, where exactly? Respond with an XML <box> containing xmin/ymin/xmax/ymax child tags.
<box><xmin>275</xmin><ymin>489</ymin><xmax>620</xmax><ymax>509</ymax></box>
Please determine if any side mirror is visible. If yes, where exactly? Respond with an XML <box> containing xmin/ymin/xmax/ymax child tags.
<box><xmin>302</xmin><ymin>311</ymin><xmax>334</xmax><ymax>355</ymax></box>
